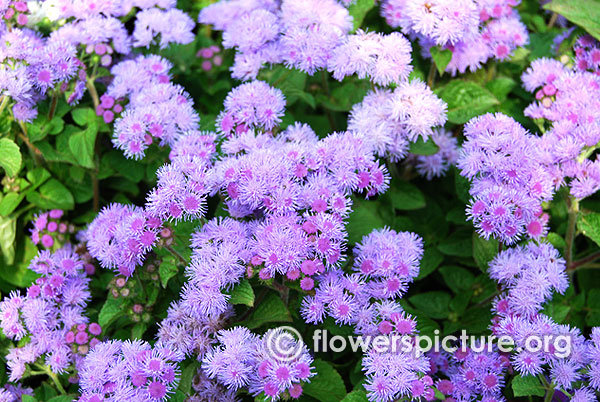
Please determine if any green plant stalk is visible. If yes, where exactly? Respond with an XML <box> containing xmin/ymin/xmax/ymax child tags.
<box><xmin>0</xmin><ymin>95</ymin><xmax>9</xmax><ymax>116</ymax></box>
<box><xmin>565</xmin><ymin>196</ymin><xmax>580</xmax><ymax>268</ymax></box>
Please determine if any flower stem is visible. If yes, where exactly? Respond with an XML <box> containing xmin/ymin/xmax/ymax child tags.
<box><xmin>565</xmin><ymin>196</ymin><xmax>579</xmax><ymax>268</ymax></box>
<box><xmin>569</xmin><ymin>251</ymin><xmax>600</xmax><ymax>271</ymax></box>
<box><xmin>427</xmin><ymin>63</ymin><xmax>436</xmax><ymax>88</ymax></box>
<box><xmin>166</xmin><ymin>245</ymin><xmax>187</xmax><ymax>265</ymax></box>
<box><xmin>86</xmin><ymin>78</ymin><xmax>100</xmax><ymax>109</ymax></box>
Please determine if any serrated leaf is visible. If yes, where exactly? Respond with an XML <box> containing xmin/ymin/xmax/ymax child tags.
<box><xmin>577</xmin><ymin>212</ymin><xmax>600</xmax><ymax>247</ymax></box>
<box><xmin>98</xmin><ymin>297</ymin><xmax>122</xmax><ymax>328</ymax></box>
<box><xmin>389</xmin><ymin>181</ymin><xmax>426</xmax><ymax>210</ymax></box>
<box><xmin>159</xmin><ymin>256</ymin><xmax>179</xmax><ymax>288</ymax></box>
<box><xmin>544</xmin><ymin>0</ymin><xmax>600</xmax><ymax>41</ymax></box>
<box><xmin>226</xmin><ymin>279</ymin><xmax>255</xmax><ymax>307</ymax></box>
<box><xmin>348</xmin><ymin>0</ymin><xmax>375</xmax><ymax>31</ymax></box>
<box><xmin>511</xmin><ymin>375</ymin><xmax>545</xmax><ymax>397</ymax></box>
<box><xmin>430</xmin><ymin>47</ymin><xmax>453</xmax><ymax>75</ymax></box>
<box><xmin>473</xmin><ymin>234</ymin><xmax>498</xmax><ymax>271</ymax></box>
<box><xmin>303</xmin><ymin>360</ymin><xmax>347</xmax><ymax>402</ymax></box>
<box><xmin>22</xmin><ymin>395</ymin><xmax>37</xmax><ymax>402</ymax></box>
<box><xmin>26</xmin><ymin>178</ymin><xmax>74</xmax><ymax>210</ymax></box>
<box><xmin>409</xmin><ymin>137</ymin><xmax>439</xmax><ymax>156</ymax></box>
<box><xmin>0</xmin><ymin>138</ymin><xmax>22</xmax><ymax>177</ymax></box>
<box><xmin>435</xmin><ymin>81</ymin><xmax>499</xmax><ymax>124</ymax></box>
<box><xmin>244</xmin><ymin>292</ymin><xmax>291</xmax><ymax>329</ymax></box>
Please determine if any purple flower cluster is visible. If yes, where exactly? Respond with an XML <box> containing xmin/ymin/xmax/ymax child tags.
<box><xmin>199</xmin><ymin>0</ymin><xmax>352</xmax><ymax>79</ymax></box>
<box><xmin>458</xmin><ymin>113</ymin><xmax>553</xmax><ymax>243</ymax></box>
<box><xmin>300</xmin><ymin>228</ymin><xmax>429</xmax><ymax>402</ymax></box>
<box><xmin>147</xmin><ymin>131</ymin><xmax>217</xmax><ymax>222</ymax></box>
<box><xmin>574</xmin><ymin>35</ymin><xmax>600</xmax><ymax>73</ymax></box>
<box><xmin>522</xmin><ymin>57</ymin><xmax>600</xmax><ymax>199</ymax></box>
<box><xmin>76</xmin><ymin>340</ymin><xmax>182</xmax><ymax>402</ymax></box>
<box><xmin>0</xmin><ymin>246</ymin><xmax>92</xmax><ymax>380</ymax></box>
<box><xmin>0</xmin><ymin>28</ymin><xmax>82</xmax><ymax>121</ymax></box>
<box><xmin>382</xmin><ymin>0</ymin><xmax>529</xmax><ymax>75</ymax></box>
<box><xmin>49</xmin><ymin>0</ymin><xmax>194</xmax><ymax>64</ymax></box>
<box><xmin>1</xmin><ymin>1</ymin><xmax>30</xmax><ymax>26</ymax></box>
<box><xmin>107</xmin><ymin>55</ymin><xmax>200</xmax><ymax>159</ymax></box>
<box><xmin>328</xmin><ymin>30</ymin><xmax>413</xmax><ymax>86</ymax></box>
<box><xmin>428</xmin><ymin>346</ymin><xmax>510</xmax><ymax>402</ymax></box>
<box><xmin>30</xmin><ymin>209</ymin><xmax>74</xmax><ymax>249</ymax></box>
<box><xmin>85</xmin><ymin>203</ymin><xmax>162</xmax><ymax>276</ymax></box>
<box><xmin>197</xmin><ymin>45</ymin><xmax>224</xmax><ymax>71</ymax></box>
<box><xmin>0</xmin><ymin>384</ymin><xmax>33</xmax><ymax>402</ymax></box>
<box><xmin>202</xmin><ymin>327</ymin><xmax>314</xmax><ymax>400</ymax></box>
<box><xmin>487</xmin><ymin>244</ymin><xmax>599</xmax><ymax>396</ymax></box>
<box><xmin>302</xmin><ymin>228</ymin><xmax>423</xmax><ymax>332</ymax></box>
<box><xmin>217</xmin><ymin>80</ymin><xmax>286</xmax><ymax>135</ymax></box>
<box><xmin>188</xmin><ymin>369</ymin><xmax>239</xmax><ymax>402</ymax></box>
<box><xmin>348</xmin><ymin>81</ymin><xmax>448</xmax><ymax>161</ymax></box>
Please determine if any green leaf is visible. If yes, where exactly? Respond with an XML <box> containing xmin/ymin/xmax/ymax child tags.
<box><xmin>131</xmin><ymin>322</ymin><xmax>147</xmax><ymax>339</ymax></box>
<box><xmin>0</xmin><ymin>138</ymin><xmax>22</xmax><ymax>177</ymax></box>
<box><xmin>244</xmin><ymin>292</ymin><xmax>292</xmax><ymax>329</ymax></box>
<box><xmin>435</xmin><ymin>81</ymin><xmax>499</xmax><ymax>124</ymax></box>
<box><xmin>545</xmin><ymin>232</ymin><xmax>566</xmax><ymax>250</ymax></box>
<box><xmin>417</xmin><ymin>247</ymin><xmax>443</xmax><ymax>280</ymax></box>
<box><xmin>341</xmin><ymin>391</ymin><xmax>369</xmax><ymax>402</ymax></box>
<box><xmin>430</xmin><ymin>47</ymin><xmax>453</xmax><ymax>75</ymax></box>
<box><xmin>26</xmin><ymin>167</ymin><xmax>51</xmax><ymax>189</ymax></box>
<box><xmin>159</xmin><ymin>255</ymin><xmax>179</xmax><ymax>288</ymax></box>
<box><xmin>303</xmin><ymin>360</ymin><xmax>347</xmax><ymax>402</ymax></box>
<box><xmin>226</xmin><ymin>279</ymin><xmax>255</xmax><ymax>307</ymax></box>
<box><xmin>544</xmin><ymin>0</ymin><xmax>600</xmax><ymax>40</ymax></box>
<box><xmin>0</xmin><ymin>192</ymin><xmax>25</xmax><ymax>216</ymax></box>
<box><xmin>22</xmin><ymin>395</ymin><xmax>37</xmax><ymax>402</ymax></box>
<box><xmin>26</xmin><ymin>178</ymin><xmax>74</xmax><ymax>210</ymax></box>
<box><xmin>586</xmin><ymin>289</ymin><xmax>600</xmax><ymax>326</ymax></box>
<box><xmin>346</xmin><ymin>199</ymin><xmax>385</xmax><ymax>244</ymax></box>
<box><xmin>98</xmin><ymin>297</ymin><xmax>123</xmax><ymax>328</ymax></box>
<box><xmin>409</xmin><ymin>291</ymin><xmax>452</xmax><ymax>319</ymax></box>
<box><xmin>101</xmin><ymin>151</ymin><xmax>146</xmax><ymax>183</ymax></box>
<box><xmin>409</xmin><ymin>137</ymin><xmax>439</xmax><ymax>156</ymax></box>
<box><xmin>178</xmin><ymin>360</ymin><xmax>199</xmax><ymax>395</ymax></box>
<box><xmin>439</xmin><ymin>266</ymin><xmax>475</xmax><ymax>294</ymax></box>
<box><xmin>72</xmin><ymin>107</ymin><xmax>98</xmax><ymax>127</ymax></box>
<box><xmin>0</xmin><ymin>215</ymin><xmax>16</xmax><ymax>264</ymax></box>
<box><xmin>577</xmin><ymin>212</ymin><xmax>600</xmax><ymax>247</ymax></box>
<box><xmin>511</xmin><ymin>375</ymin><xmax>545</xmax><ymax>397</ymax></box>
<box><xmin>438</xmin><ymin>232</ymin><xmax>472</xmax><ymax>258</ymax></box>
<box><xmin>69</xmin><ymin>126</ymin><xmax>98</xmax><ymax>169</ymax></box>
<box><xmin>348</xmin><ymin>0</ymin><xmax>375</xmax><ymax>31</ymax></box>
<box><xmin>389</xmin><ymin>181</ymin><xmax>426</xmax><ymax>210</ymax></box>
<box><xmin>473</xmin><ymin>234</ymin><xmax>498</xmax><ymax>271</ymax></box>
<box><xmin>485</xmin><ymin>77</ymin><xmax>516</xmax><ymax>102</ymax></box>
<box><xmin>47</xmin><ymin>395</ymin><xmax>77</xmax><ymax>402</ymax></box>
